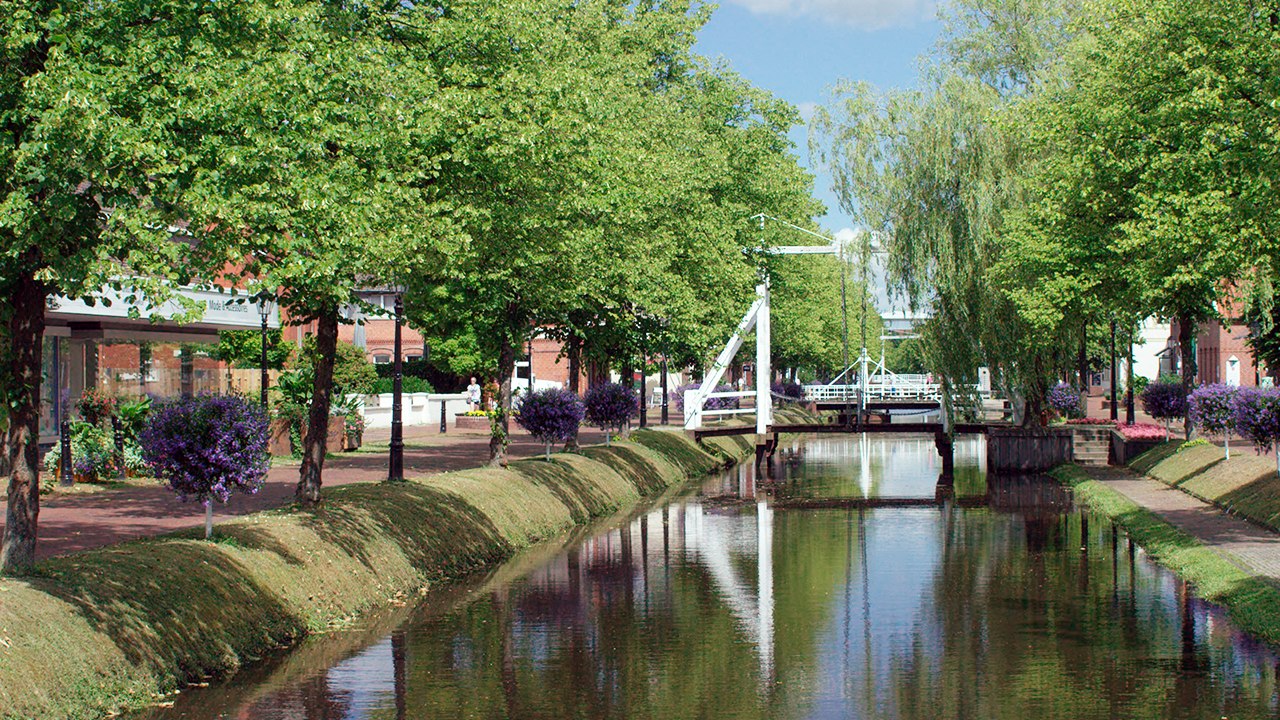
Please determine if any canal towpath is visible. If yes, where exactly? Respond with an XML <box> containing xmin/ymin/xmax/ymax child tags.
<box><xmin>0</xmin><ymin>424</ymin><xmax>609</xmax><ymax>561</ymax></box>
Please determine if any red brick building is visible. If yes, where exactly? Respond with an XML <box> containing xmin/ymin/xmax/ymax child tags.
<box><xmin>1171</xmin><ymin>310</ymin><xmax>1271</xmax><ymax>387</ymax></box>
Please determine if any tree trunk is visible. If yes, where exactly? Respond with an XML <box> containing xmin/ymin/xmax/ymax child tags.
<box><xmin>1177</xmin><ymin>315</ymin><xmax>1197</xmax><ymax>438</ymax></box>
<box><xmin>296</xmin><ymin>305</ymin><xmax>339</xmax><ymax>505</ymax></box>
<box><xmin>1077</xmin><ymin>320</ymin><xmax>1089</xmax><ymax>413</ymax></box>
<box><xmin>2</xmin><ymin>267</ymin><xmax>47</xmax><ymax>574</ymax></box>
<box><xmin>489</xmin><ymin>339</ymin><xmax>516</xmax><ymax>467</ymax></box>
<box><xmin>564</xmin><ymin>333</ymin><xmax>581</xmax><ymax>452</ymax></box>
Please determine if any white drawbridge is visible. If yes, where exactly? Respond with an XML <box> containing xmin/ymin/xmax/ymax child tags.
<box><xmin>682</xmin><ymin>236</ymin><xmax>837</xmax><ymax>433</ymax></box>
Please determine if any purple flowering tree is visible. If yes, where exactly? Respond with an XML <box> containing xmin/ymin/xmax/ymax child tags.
<box><xmin>1233</xmin><ymin>387</ymin><xmax>1280</xmax><ymax>476</ymax></box>
<box><xmin>1189</xmin><ymin>383</ymin><xmax>1238</xmax><ymax>458</ymax></box>
<box><xmin>771</xmin><ymin>381</ymin><xmax>804</xmax><ymax>402</ymax></box>
<box><xmin>515</xmin><ymin>388</ymin><xmax>585</xmax><ymax>460</ymax></box>
<box><xmin>673</xmin><ymin>382</ymin><xmax>739</xmax><ymax>414</ymax></box>
<box><xmin>1141</xmin><ymin>382</ymin><xmax>1189</xmax><ymax>434</ymax></box>
<box><xmin>1046</xmin><ymin>382</ymin><xmax>1081</xmax><ymax>417</ymax></box>
<box><xmin>140</xmin><ymin>395</ymin><xmax>271</xmax><ymax>539</ymax></box>
<box><xmin>584</xmin><ymin>383</ymin><xmax>638</xmax><ymax>446</ymax></box>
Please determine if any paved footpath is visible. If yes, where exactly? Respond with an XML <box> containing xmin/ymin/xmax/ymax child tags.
<box><xmin>1083</xmin><ymin>465</ymin><xmax>1280</xmax><ymax>581</ymax></box>
<box><xmin>0</xmin><ymin>424</ymin><xmax>612</xmax><ymax>561</ymax></box>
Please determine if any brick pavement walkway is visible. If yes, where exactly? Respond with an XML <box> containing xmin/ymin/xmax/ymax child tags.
<box><xmin>0</xmin><ymin>423</ymin><xmax>622</xmax><ymax>560</ymax></box>
<box><xmin>1083</xmin><ymin>465</ymin><xmax>1280</xmax><ymax>581</ymax></box>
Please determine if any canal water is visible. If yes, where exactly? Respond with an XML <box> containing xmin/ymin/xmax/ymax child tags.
<box><xmin>133</xmin><ymin>435</ymin><xmax>1280</xmax><ymax>719</ymax></box>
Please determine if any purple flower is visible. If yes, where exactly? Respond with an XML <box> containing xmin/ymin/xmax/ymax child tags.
<box><xmin>673</xmin><ymin>382</ymin><xmax>739</xmax><ymax>413</ymax></box>
<box><xmin>1141</xmin><ymin>382</ymin><xmax>1189</xmax><ymax>420</ymax></box>
<box><xmin>771</xmin><ymin>381</ymin><xmax>804</xmax><ymax>400</ymax></box>
<box><xmin>1189</xmin><ymin>383</ymin><xmax>1238</xmax><ymax>435</ymax></box>
<box><xmin>516</xmin><ymin>388</ymin><xmax>585</xmax><ymax>445</ymax></box>
<box><xmin>583</xmin><ymin>383</ymin><xmax>638</xmax><ymax>431</ymax></box>
<box><xmin>1233</xmin><ymin>387</ymin><xmax>1280</xmax><ymax>452</ymax></box>
<box><xmin>1046</xmin><ymin>382</ymin><xmax>1081</xmax><ymax>415</ymax></box>
<box><xmin>140</xmin><ymin>394</ymin><xmax>270</xmax><ymax>504</ymax></box>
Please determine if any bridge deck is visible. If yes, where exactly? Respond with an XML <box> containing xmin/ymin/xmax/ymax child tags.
<box><xmin>693</xmin><ymin>422</ymin><xmax>998</xmax><ymax>439</ymax></box>
<box><xmin>814</xmin><ymin>400</ymin><xmax>941</xmax><ymax>411</ymax></box>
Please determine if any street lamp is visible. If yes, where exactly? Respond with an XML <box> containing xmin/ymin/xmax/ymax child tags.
<box><xmin>258</xmin><ymin>295</ymin><xmax>273</xmax><ymax>409</ymax></box>
<box><xmin>354</xmin><ymin>286</ymin><xmax>406</xmax><ymax>481</ymax></box>
<box><xmin>390</xmin><ymin>290</ymin><xmax>405</xmax><ymax>482</ymax></box>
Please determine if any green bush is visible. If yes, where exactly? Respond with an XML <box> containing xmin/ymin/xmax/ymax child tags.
<box><xmin>42</xmin><ymin>421</ymin><xmax>121</xmax><ymax>481</ymax></box>
<box><xmin>370</xmin><ymin>376</ymin><xmax>434</xmax><ymax>394</ymax></box>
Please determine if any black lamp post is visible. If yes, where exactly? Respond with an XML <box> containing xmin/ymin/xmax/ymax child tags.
<box><xmin>390</xmin><ymin>291</ymin><xmax>405</xmax><ymax>482</ymax></box>
<box><xmin>639</xmin><ymin>348</ymin><xmax>648</xmax><ymax>428</ymax></box>
<box><xmin>1126</xmin><ymin>327</ymin><xmax>1136</xmax><ymax>425</ymax></box>
<box><xmin>661</xmin><ymin>356</ymin><xmax>669</xmax><ymax>426</ymax></box>
<box><xmin>527</xmin><ymin>335</ymin><xmax>535</xmax><ymax>395</ymax></box>
<box><xmin>258</xmin><ymin>297</ymin><xmax>272</xmax><ymax>409</ymax></box>
<box><xmin>1109</xmin><ymin>319</ymin><xmax>1118</xmax><ymax>422</ymax></box>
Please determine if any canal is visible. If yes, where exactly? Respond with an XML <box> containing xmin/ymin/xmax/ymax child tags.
<box><xmin>133</xmin><ymin>435</ymin><xmax>1280</xmax><ymax>719</ymax></box>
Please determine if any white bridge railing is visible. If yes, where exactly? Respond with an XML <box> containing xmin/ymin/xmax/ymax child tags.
<box><xmin>804</xmin><ymin>376</ymin><xmax>942</xmax><ymax>403</ymax></box>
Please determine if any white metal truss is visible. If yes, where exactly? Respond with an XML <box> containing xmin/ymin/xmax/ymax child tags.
<box><xmin>684</xmin><ymin>232</ymin><xmax>837</xmax><ymax>433</ymax></box>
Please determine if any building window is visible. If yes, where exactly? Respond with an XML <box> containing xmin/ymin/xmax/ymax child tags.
<box><xmin>373</xmin><ymin>354</ymin><xmax>391</xmax><ymax>364</ymax></box>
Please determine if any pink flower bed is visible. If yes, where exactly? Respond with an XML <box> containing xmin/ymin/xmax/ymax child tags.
<box><xmin>1115</xmin><ymin>422</ymin><xmax>1167</xmax><ymax>441</ymax></box>
<box><xmin>1066</xmin><ymin>418</ymin><xmax>1114</xmax><ymax>425</ymax></box>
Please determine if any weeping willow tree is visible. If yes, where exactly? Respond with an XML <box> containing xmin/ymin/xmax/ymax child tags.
<box><xmin>809</xmin><ymin>0</ymin><xmax>1080</xmax><ymax>426</ymax></box>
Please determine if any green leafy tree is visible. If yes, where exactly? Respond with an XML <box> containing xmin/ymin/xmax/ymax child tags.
<box><xmin>0</xmin><ymin>0</ymin><xmax>237</xmax><ymax>572</ymax></box>
<box><xmin>180</xmin><ymin>0</ymin><xmax>454</xmax><ymax>501</ymax></box>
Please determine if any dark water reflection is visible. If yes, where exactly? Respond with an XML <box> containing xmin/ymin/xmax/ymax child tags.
<box><xmin>134</xmin><ymin>435</ymin><xmax>1280</xmax><ymax>719</ymax></box>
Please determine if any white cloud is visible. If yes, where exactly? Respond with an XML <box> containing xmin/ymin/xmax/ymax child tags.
<box><xmin>795</xmin><ymin>101</ymin><xmax>819</xmax><ymax>121</ymax></box>
<box><xmin>724</xmin><ymin>0</ymin><xmax>935</xmax><ymax>29</ymax></box>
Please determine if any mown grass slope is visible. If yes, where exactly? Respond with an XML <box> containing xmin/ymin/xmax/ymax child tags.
<box><xmin>0</xmin><ymin>429</ymin><xmax>746</xmax><ymax>720</ymax></box>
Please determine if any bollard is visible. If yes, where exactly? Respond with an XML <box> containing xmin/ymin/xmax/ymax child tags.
<box><xmin>59</xmin><ymin>419</ymin><xmax>73</xmax><ymax>487</ymax></box>
<box><xmin>439</xmin><ymin>400</ymin><xmax>447</xmax><ymax>434</ymax></box>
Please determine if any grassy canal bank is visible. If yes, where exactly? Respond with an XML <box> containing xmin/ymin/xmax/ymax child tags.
<box><xmin>0</xmin><ymin>424</ymin><xmax>769</xmax><ymax>720</ymax></box>
<box><xmin>1052</xmin><ymin>444</ymin><xmax>1280</xmax><ymax>649</ymax></box>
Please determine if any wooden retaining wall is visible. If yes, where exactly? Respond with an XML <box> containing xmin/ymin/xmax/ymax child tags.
<box><xmin>986</xmin><ymin>427</ymin><xmax>1074</xmax><ymax>474</ymax></box>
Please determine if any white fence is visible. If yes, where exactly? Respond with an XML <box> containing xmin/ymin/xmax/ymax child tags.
<box><xmin>804</xmin><ymin>375</ymin><xmax>942</xmax><ymax>403</ymax></box>
<box><xmin>355</xmin><ymin>392</ymin><xmax>470</xmax><ymax>430</ymax></box>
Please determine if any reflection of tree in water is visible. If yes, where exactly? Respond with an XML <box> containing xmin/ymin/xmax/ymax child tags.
<box><xmin>881</xmin><ymin>478</ymin><xmax>1280</xmax><ymax>720</ymax></box>
<box><xmin>239</xmin><ymin>672</ymin><xmax>352</xmax><ymax>720</ymax></box>
<box><xmin>380</xmin><ymin>500</ymin><xmax>865</xmax><ymax>720</ymax></box>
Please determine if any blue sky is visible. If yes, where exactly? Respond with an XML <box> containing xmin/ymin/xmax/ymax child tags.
<box><xmin>694</xmin><ymin>0</ymin><xmax>941</xmax><ymax>235</ymax></box>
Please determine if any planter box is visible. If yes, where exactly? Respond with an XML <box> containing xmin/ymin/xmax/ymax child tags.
<box><xmin>306</xmin><ymin>416</ymin><xmax>346</xmax><ymax>450</ymax></box>
<box><xmin>454</xmin><ymin>415</ymin><xmax>491</xmax><ymax>433</ymax></box>
<box><xmin>269</xmin><ymin>419</ymin><xmax>293</xmax><ymax>457</ymax></box>
<box><xmin>270</xmin><ymin>417</ymin><xmax>345</xmax><ymax>456</ymax></box>
<box><xmin>986</xmin><ymin>427</ymin><xmax>1074</xmax><ymax>474</ymax></box>
<box><xmin>1111</xmin><ymin>429</ymin><xmax>1167</xmax><ymax>466</ymax></box>
<box><xmin>343</xmin><ymin>432</ymin><xmax>362</xmax><ymax>452</ymax></box>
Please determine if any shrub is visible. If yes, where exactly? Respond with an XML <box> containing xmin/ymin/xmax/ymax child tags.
<box><xmin>584</xmin><ymin>383</ymin><xmax>638</xmax><ymax>446</ymax></box>
<box><xmin>116</xmin><ymin>395</ymin><xmax>152</xmax><ymax>444</ymax></box>
<box><xmin>140</xmin><ymin>395</ymin><xmax>270</xmax><ymax>538</ymax></box>
<box><xmin>1233</xmin><ymin>388</ymin><xmax>1280</xmax><ymax>475</ymax></box>
<box><xmin>370</xmin><ymin>376</ymin><xmax>434</xmax><ymax>395</ymax></box>
<box><xmin>674</xmin><ymin>382</ymin><xmax>738</xmax><ymax>413</ymax></box>
<box><xmin>1115</xmin><ymin>422</ymin><xmax>1168</xmax><ymax>441</ymax></box>
<box><xmin>1141</xmin><ymin>382</ymin><xmax>1188</xmax><ymax>421</ymax></box>
<box><xmin>515</xmin><ymin>388</ymin><xmax>584</xmax><ymax>459</ymax></box>
<box><xmin>1046</xmin><ymin>382</ymin><xmax>1081</xmax><ymax>416</ymax></box>
<box><xmin>42</xmin><ymin>421</ymin><xmax>121</xmax><ymax>482</ymax></box>
<box><xmin>76</xmin><ymin>388</ymin><xmax>117</xmax><ymax>426</ymax></box>
<box><xmin>1189</xmin><ymin>384</ymin><xmax>1238</xmax><ymax>456</ymax></box>
<box><xmin>1066</xmin><ymin>417</ymin><xmax>1113</xmax><ymax>425</ymax></box>
<box><xmin>771</xmin><ymin>381</ymin><xmax>804</xmax><ymax>401</ymax></box>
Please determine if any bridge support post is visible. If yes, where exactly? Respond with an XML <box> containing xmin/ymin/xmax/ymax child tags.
<box><xmin>755</xmin><ymin>281</ymin><xmax>771</xmax><ymax>435</ymax></box>
<box><xmin>934</xmin><ymin>430</ymin><xmax>955</xmax><ymax>478</ymax></box>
